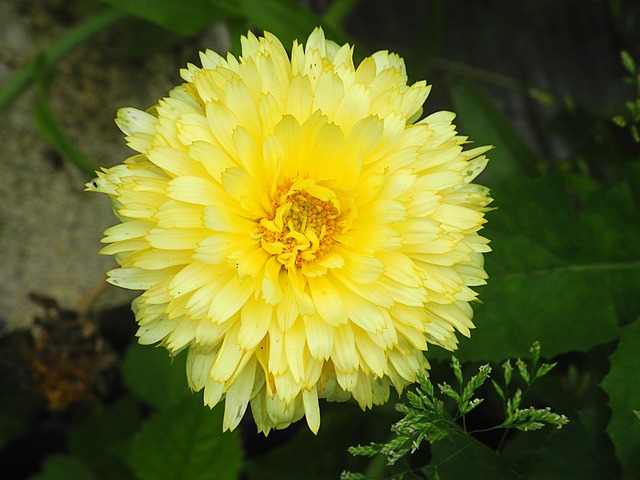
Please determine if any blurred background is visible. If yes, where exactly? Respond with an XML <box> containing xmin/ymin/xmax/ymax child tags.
<box><xmin>0</xmin><ymin>0</ymin><xmax>638</xmax><ymax>479</ymax></box>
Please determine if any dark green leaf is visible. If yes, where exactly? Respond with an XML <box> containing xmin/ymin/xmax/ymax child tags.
<box><xmin>491</xmin><ymin>380</ymin><xmax>505</xmax><ymax>400</ymax></box>
<box><xmin>245</xmin><ymin>400</ymin><xmax>398</xmax><ymax>480</ymax></box>
<box><xmin>438</xmin><ymin>381</ymin><xmax>460</xmax><ymax>402</ymax></box>
<box><xmin>68</xmin><ymin>395</ymin><xmax>142</xmax><ymax>479</ymax></box>
<box><xmin>503</xmin><ymin>360</ymin><xmax>513</xmax><ymax>386</ymax></box>
<box><xmin>433</xmin><ymin>173</ymin><xmax>638</xmax><ymax>362</ymax></box>
<box><xmin>387</xmin><ymin>457</ymin><xmax>426</xmax><ymax>479</ymax></box>
<box><xmin>240</xmin><ymin>0</ymin><xmax>346</xmax><ymax>49</ymax></box>
<box><xmin>516</xmin><ymin>359</ymin><xmax>530</xmax><ymax>385</ymax></box>
<box><xmin>463</xmin><ymin>365</ymin><xmax>492</xmax><ymax>398</ymax></box>
<box><xmin>506</xmin><ymin>389</ymin><xmax>523</xmax><ymax>420</ymax></box>
<box><xmin>529</xmin><ymin>341</ymin><xmax>541</xmax><ymax>366</ymax></box>
<box><xmin>613</xmin><ymin>115</ymin><xmax>627</xmax><ymax>127</ymax></box>
<box><xmin>449</xmin><ymin>78</ymin><xmax>541</xmax><ymax>181</ymax></box>
<box><xmin>570</xmin><ymin>176</ymin><xmax>640</xmax><ymax>325</ymax></box>
<box><xmin>451</xmin><ymin>355</ymin><xmax>463</xmax><ymax>386</ymax></box>
<box><xmin>34</xmin><ymin>92</ymin><xmax>96</xmax><ymax>177</ymax></box>
<box><xmin>340</xmin><ymin>472</ymin><xmax>366</xmax><ymax>480</ymax></box>
<box><xmin>502</xmin><ymin>421</ymin><xmax>619</xmax><ymax>480</ymax></box>
<box><xmin>424</xmin><ymin>432</ymin><xmax>520</xmax><ymax>480</ymax></box>
<box><xmin>602</xmin><ymin>319</ymin><xmax>640</xmax><ymax>479</ymax></box>
<box><xmin>121</xmin><ymin>343</ymin><xmax>191</xmax><ymax>409</ymax></box>
<box><xmin>130</xmin><ymin>395</ymin><xmax>242</xmax><ymax>480</ymax></box>
<box><xmin>459</xmin><ymin>266</ymin><xmax>619</xmax><ymax>360</ymax></box>
<box><xmin>0</xmin><ymin>9</ymin><xmax>126</xmax><ymax>111</ymax></box>
<box><xmin>32</xmin><ymin>455</ymin><xmax>99</xmax><ymax>480</ymax></box>
<box><xmin>99</xmin><ymin>0</ymin><xmax>242</xmax><ymax>36</ymax></box>
<box><xmin>460</xmin><ymin>364</ymin><xmax>491</xmax><ymax>414</ymax></box>
<box><xmin>535</xmin><ymin>362</ymin><xmax>557</xmax><ymax>380</ymax></box>
<box><xmin>621</xmin><ymin>50</ymin><xmax>636</xmax><ymax>75</ymax></box>
<box><xmin>322</xmin><ymin>0</ymin><xmax>360</xmax><ymax>29</ymax></box>
<box><xmin>223</xmin><ymin>17</ymin><xmax>248</xmax><ymax>56</ymax></box>
<box><xmin>348</xmin><ymin>444</ymin><xmax>380</xmax><ymax>458</ymax></box>
<box><xmin>504</xmin><ymin>407</ymin><xmax>568</xmax><ymax>432</ymax></box>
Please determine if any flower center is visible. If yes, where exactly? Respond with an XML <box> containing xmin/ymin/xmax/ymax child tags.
<box><xmin>259</xmin><ymin>178</ymin><xmax>340</xmax><ymax>269</ymax></box>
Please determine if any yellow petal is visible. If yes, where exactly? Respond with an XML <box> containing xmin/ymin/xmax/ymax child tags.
<box><xmin>223</xmin><ymin>357</ymin><xmax>257</xmax><ymax>431</ymax></box>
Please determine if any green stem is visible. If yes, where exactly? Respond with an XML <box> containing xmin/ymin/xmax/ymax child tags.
<box><xmin>434</xmin><ymin>58</ymin><xmax>523</xmax><ymax>90</ymax></box>
<box><xmin>34</xmin><ymin>90</ymin><xmax>97</xmax><ymax>177</ymax></box>
<box><xmin>0</xmin><ymin>9</ymin><xmax>127</xmax><ymax>111</ymax></box>
<box><xmin>433</xmin><ymin>57</ymin><xmax>558</xmax><ymax>105</ymax></box>
<box><xmin>496</xmin><ymin>427</ymin><xmax>510</xmax><ymax>453</ymax></box>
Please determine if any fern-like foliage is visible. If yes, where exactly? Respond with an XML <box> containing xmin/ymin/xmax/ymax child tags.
<box><xmin>342</xmin><ymin>342</ymin><xmax>568</xmax><ymax>479</ymax></box>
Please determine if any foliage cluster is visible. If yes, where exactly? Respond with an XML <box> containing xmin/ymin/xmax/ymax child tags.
<box><xmin>342</xmin><ymin>343</ymin><xmax>568</xmax><ymax>479</ymax></box>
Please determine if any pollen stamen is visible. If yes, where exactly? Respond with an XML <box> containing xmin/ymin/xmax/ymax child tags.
<box><xmin>259</xmin><ymin>179</ymin><xmax>340</xmax><ymax>269</ymax></box>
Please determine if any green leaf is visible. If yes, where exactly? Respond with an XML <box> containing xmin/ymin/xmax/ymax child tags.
<box><xmin>130</xmin><ymin>395</ymin><xmax>242</xmax><ymax>480</ymax></box>
<box><xmin>34</xmin><ymin>92</ymin><xmax>96</xmax><ymax>178</ymax></box>
<box><xmin>502</xmin><ymin>421</ymin><xmax>619</xmax><ymax>480</ymax></box>
<box><xmin>613</xmin><ymin>115</ymin><xmax>628</xmax><ymax>127</ymax></box>
<box><xmin>32</xmin><ymin>455</ymin><xmax>99</xmax><ymax>480</ymax></box>
<box><xmin>340</xmin><ymin>472</ymin><xmax>366</xmax><ymax>480</ymax></box>
<box><xmin>506</xmin><ymin>389</ymin><xmax>523</xmax><ymax>420</ymax></box>
<box><xmin>504</xmin><ymin>407</ymin><xmax>568</xmax><ymax>432</ymax></box>
<box><xmin>516</xmin><ymin>359</ymin><xmax>530</xmax><ymax>385</ymax></box>
<box><xmin>460</xmin><ymin>364</ymin><xmax>491</xmax><ymax>414</ymax></box>
<box><xmin>621</xmin><ymin>50</ymin><xmax>636</xmax><ymax>75</ymax></box>
<box><xmin>0</xmin><ymin>9</ymin><xmax>126</xmax><ymax>111</ymax></box>
<box><xmin>449</xmin><ymin>78</ymin><xmax>542</xmax><ymax>181</ymax></box>
<box><xmin>436</xmin><ymin>173</ymin><xmax>638</xmax><ymax>362</ymax></box>
<box><xmin>529</xmin><ymin>341</ymin><xmax>541</xmax><ymax>366</ymax></box>
<box><xmin>535</xmin><ymin>362</ymin><xmax>557</xmax><ymax>380</ymax></box>
<box><xmin>424</xmin><ymin>432</ymin><xmax>520</xmax><ymax>480</ymax></box>
<box><xmin>503</xmin><ymin>360</ymin><xmax>513</xmax><ymax>386</ymax></box>
<box><xmin>463</xmin><ymin>365</ymin><xmax>492</xmax><ymax>399</ymax></box>
<box><xmin>602</xmin><ymin>318</ymin><xmax>640</xmax><ymax>479</ymax></box>
<box><xmin>322</xmin><ymin>0</ymin><xmax>360</xmax><ymax>29</ymax></box>
<box><xmin>68</xmin><ymin>395</ymin><xmax>142</xmax><ymax>479</ymax></box>
<box><xmin>245</xmin><ymin>401</ymin><xmax>398</xmax><ymax>480</ymax></box>
<box><xmin>121</xmin><ymin>343</ymin><xmax>191</xmax><ymax>409</ymax></box>
<box><xmin>451</xmin><ymin>355</ymin><xmax>464</xmax><ymax>386</ymax></box>
<box><xmin>348</xmin><ymin>444</ymin><xmax>381</xmax><ymax>458</ymax></box>
<box><xmin>240</xmin><ymin>0</ymin><xmax>346</xmax><ymax>49</ymax></box>
<box><xmin>491</xmin><ymin>380</ymin><xmax>505</xmax><ymax>400</ymax></box>
<box><xmin>438</xmin><ymin>381</ymin><xmax>461</xmax><ymax>402</ymax></box>
<box><xmin>99</xmin><ymin>0</ymin><xmax>242</xmax><ymax>36</ymax></box>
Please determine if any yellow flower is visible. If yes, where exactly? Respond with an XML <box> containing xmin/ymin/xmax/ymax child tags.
<box><xmin>87</xmin><ymin>28</ymin><xmax>491</xmax><ymax>435</ymax></box>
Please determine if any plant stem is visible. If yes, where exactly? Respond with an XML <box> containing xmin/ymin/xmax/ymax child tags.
<box><xmin>433</xmin><ymin>57</ymin><xmax>557</xmax><ymax>105</ymax></box>
<box><xmin>0</xmin><ymin>9</ymin><xmax>127</xmax><ymax>111</ymax></box>
<box><xmin>34</xmin><ymin>91</ymin><xmax>97</xmax><ymax>177</ymax></box>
